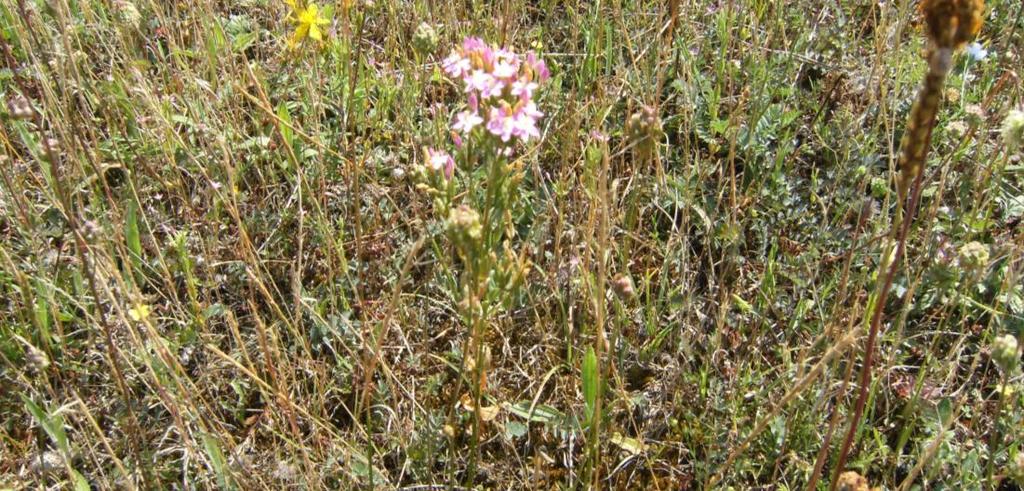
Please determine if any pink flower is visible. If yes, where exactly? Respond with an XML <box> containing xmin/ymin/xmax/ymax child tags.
<box><xmin>486</xmin><ymin>106</ymin><xmax>515</xmax><ymax>142</ymax></box>
<box><xmin>525</xmin><ymin>52</ymin><xmax>550</xmax><ymax>82</ymax></box>
<box><xmin>493</xmin><ymin>60</ymin><xmax>518</xmax><ymax>79</ymax></box>
<box><xmin>511</xmin><ymin>80</ymin><xmax>538</xmax><ymax>99</ymax></box>
<box><xmin>442</xmin><ymin>53</ymin><xmax>471</xmax><ymax>78</ymax></box>
<box><xmin>462</xmin><ymin>37</ymin><xmax>488</xmax><ymax>53</ymax></box>
<box><xmin>511</xmin><ymin>102</ymin><xmax>543</xmax><ymax>141</ymax></box>
<box><xmin>426</xmin><ymin>148</ymin><xmax>455</xmax><ymax>179</ymax></box>
<box><xmin>518</xmin><ymin>100</ymin><xmax>543</xmax><ymax>121</ymax></box>
<box><xmin>452</xmin><ymin>110</ymin><xmax>484</xmax><ymax>133</ymax></box>
<box><xmin>466</xmin><ymin>70</ymin><xmax>496</xmax><ymax>94</ymax></box>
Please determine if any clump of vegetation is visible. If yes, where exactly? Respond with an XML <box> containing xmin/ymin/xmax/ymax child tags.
<box><xmin>1</xmin><ymin>0</ymin><xmax>1022</xmax><ymax>489</ymax></box>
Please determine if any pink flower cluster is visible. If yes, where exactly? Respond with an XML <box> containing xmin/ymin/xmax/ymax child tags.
<box><xmin>442</xmin><ymin>37</ymin><xmax>550</xmax><ymax>144</ymax></box>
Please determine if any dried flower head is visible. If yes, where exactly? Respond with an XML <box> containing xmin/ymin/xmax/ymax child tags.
<box><xmin>1003</xmin><ymin>109</ymin><xmax>1024</xmax><ymax>151</ymax></box>
<box><xmin>611</xmin><ymin>274</ymin><xmax>635</xmax><ymax>300</ymax></box>
<box><xmin>919</xmin><ymin>0</ymin><xmax>984</xmax><ymax>48</ymax></box>
<box><xmin>625</xmin><ymin>105</ymin><xmax>663</xmax><ymax>156</ymax></box>
<box><xmin>6</xmin><ymin>94</ymin><xmax>33</xmax><ymax>120</ymax></box>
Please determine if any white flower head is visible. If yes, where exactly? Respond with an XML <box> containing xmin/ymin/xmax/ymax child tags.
<box><xmin>966</xmin><ymin>42</ymin><xmax>988</xmax><ymax>61</ymax></box>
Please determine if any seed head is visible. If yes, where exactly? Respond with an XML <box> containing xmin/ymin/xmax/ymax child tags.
<box><xmin>25</xmin><ymin>344</ymin><xmax>50</xmax><ymax>375</ymax></box>
<box><xmin>6</xmin><ymin>94</ymin><xmax>34</xmax><ymax>120</ymax></box>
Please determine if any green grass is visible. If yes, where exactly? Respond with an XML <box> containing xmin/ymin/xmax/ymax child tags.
<box><xmin>1</xmin><ymin>0</ymin><xmax>1023</xmax><ymax>489</ymax></box>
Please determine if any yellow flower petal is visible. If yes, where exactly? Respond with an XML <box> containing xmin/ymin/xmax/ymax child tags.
<box><xmin>128</xmin><ymin>304</ymin><xmax>151</xmax><ymax>322</ymax></box>
<box><xmin>309</xmin><ymin>24</ymin><xmax>322</xmax><ymax>41</ymax></box>
<box><xmin>293</xmin><ymin>24</ymin><xmax>309</xmax><ymax>42</ymax></box>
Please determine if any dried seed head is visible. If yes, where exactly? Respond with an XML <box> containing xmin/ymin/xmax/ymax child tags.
<box><xmin>611</xmin><ymin>274</ymin><xmax>635</xmax><ymax>300</ymax></box>
<box><xmin>6</xmin><ymin>94</ymin><xmax>34</xmax><ymax>120</ymax></box>
<box><xmin>919</xmin><ymin>0</ymin><xmax>984</xmax><ymax>49</ymax></box>
<box><xmin>28</xmin><ymin>450</ymin><xmax>63</xmax><ymax>477</ymax></box>
<box><xmin>625</xmin><ymin>105</ymin><xmax>663</xmax><ymax>155</ymax></box>
<box><xmin>25</xmin><ymin>344</ymin><xmax>50</xmax><ymax>374</ymax></box>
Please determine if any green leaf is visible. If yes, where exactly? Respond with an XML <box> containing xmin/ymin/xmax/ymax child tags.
<box><xmin>505</xmin><ymin>420</ymin><xmax>528</xmax><ymax>439</ymax></box>
<box><xmin>276</xmin><ymin>102</ymin><xmax>293</xmax><ymax>150</ymax></box>
<box><xmin>72</xmin><ymin>470</ymin><xmax>91</xmax><ymax>491</ymax></box>
<box><xmin>125</xmin><ymin>201</ymin><xmax>142</xmax><ymax>260</ymax></box>
<box><xmin>582</xmin><ymin>346</ymin><xmax>598</xmax><ymax>423</ymax></box>
<box><xmin>937</xmin><ymin>398</ymin><xmax>953</xmax><ymax>427</ymax></box>
<box><xmin>610</xmin><ymin>433</ymin><xmax>647</xmax><ymax>455</ymax></box>
<box><xmin>22</xmin><ymin>395</ymin><xmax>69</xmax><ymax>454</ymax></box>
<box><xmin>201</xmin><ymin>433</ymin><xmax>233</xmax><ymax>490</ymax></box>
<box><xmin>505</xmin><ymin>401</ymin><xmax>565</xmax><ymax>425</ymax></box>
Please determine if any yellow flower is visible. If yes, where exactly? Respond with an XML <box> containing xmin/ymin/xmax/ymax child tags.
<box><xmin>286</xmin><ymin>1</ymin><xmax>329</xmax><ymax>46</ymax></box>
<box><xmin>128</xmin><ymin>304</ymin><xmax>151</xmax><ymax>322</ymax></box>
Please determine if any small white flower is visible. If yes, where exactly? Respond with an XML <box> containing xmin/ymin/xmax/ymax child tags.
<box><xmin>966</xmin><ymin>42</ymin><xmax>988</xmax><ymax>61</ymax></box>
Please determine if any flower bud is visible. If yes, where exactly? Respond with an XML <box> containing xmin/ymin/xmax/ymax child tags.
<box><xmin>1003</xmin><ymin>109</ymin><xmax>1024</xmax><ymax>151</ymax></box>
<box><xmin>412</xmin><ymin>22</ymin><xmax>439</xmax><ymax>56</ymax></box>
<box><xmin>991</xmin><ymin>334</ymin><xmax>1019</xmax><ymax>374</ymax></box>
<box><xmin>447</xmin><ymin>205</ymin><xmax>482</xmax><ymax>245</ymax></box>
<box><xmin>958</xmin><ymin>241</ymin><xmax>989</xmax><ymax>272</ymax></box>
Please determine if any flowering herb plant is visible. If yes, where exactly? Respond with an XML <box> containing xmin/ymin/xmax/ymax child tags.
<box><xmin>415</xmin><ymin>37</ymin><xmax>550</xmax><ymax>481</ymax></box>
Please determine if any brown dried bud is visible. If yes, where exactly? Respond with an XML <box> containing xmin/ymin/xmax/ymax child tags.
<box><xmin>611</xmin><ymin>274</ymin><xmax>635</xmax><ymax>300</ymax></box>
<box><xmin>625</xmin><ymin>105</ymin><xmax>663</xmax><ymax>156</ymax></box>
<box><xmin>25</xmin><ymin>344</ymin><xmax>50</xmax><ymax>374</ymax></box>
<box><xmin>6</xmin><ymin>95</ymin><xmax>34</xmax><ymax>120</ymax></box>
